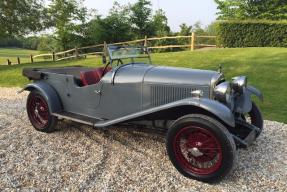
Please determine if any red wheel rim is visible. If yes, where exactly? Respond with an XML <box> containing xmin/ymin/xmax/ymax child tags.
<box><xmin>173</xmin><ymin>126</ymin><xmax>223</xmax><ymax>175</ymax></box>
<box><xmin>27</xmin><ymin>94</ymin><xmax>49</xmax><ymax>129</ymax></box>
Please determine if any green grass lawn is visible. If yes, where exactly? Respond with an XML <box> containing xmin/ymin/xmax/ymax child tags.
<box><xmin>0</xmin><ymin>48</ymin><xmax>47</xmax><ymax>65</ymax></box>
<box><xmin>0</xmin><ymin>47</ymin><xmax>286</xmax><ymax>123</ymax></box>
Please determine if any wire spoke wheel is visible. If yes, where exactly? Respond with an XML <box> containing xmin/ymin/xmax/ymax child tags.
<box><xmin>166</xmin><ymin>114</ymin><xmax>236</xmax><ymax>183</ymax></box>
<box><xmin>173</xmin><ymin>126</ymin><xmax>223</xmax><ymax>175</ymax></box>
<box><xmin>26</xmin><ymin>90</ymin><xmax>58</xmax><ymax>133</ymax></box>
<box><xmin>27</xmin><ymin>94</ymin><xmax>49</xmax><ymax>128</ymax></box>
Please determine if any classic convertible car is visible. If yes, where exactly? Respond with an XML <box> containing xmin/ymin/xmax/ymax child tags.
<box><xmin>21</xmin><ymin>45</ymin><xmax>263</xmax><ymax>182</ymax></box>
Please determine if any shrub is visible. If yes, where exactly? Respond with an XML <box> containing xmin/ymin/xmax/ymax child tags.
<box><xmin>217</xmin><ymin>20</ymin><xmax>287</xmax><ymax>47</ymax></box>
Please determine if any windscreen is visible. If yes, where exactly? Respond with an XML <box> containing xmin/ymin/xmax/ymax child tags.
<box><xmin>107</xmin><ymin>45</ymin><xmax>149</xmax><ymax>60</ymax></box>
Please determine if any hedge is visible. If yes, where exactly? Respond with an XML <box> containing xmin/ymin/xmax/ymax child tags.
<box><xmin>216</xmin><ymin>20</ymin><xmax>287</xmax><ymax>47</ymax></box>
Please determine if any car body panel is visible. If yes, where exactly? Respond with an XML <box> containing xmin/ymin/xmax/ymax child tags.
<box><xmin>247</xmin><ymin>85</ymin><xmax>263</xmax><ymax>101</ymax></box>
<box><xmin>94</xmin><ymin>97</ymin><xmax>235</xmax><ymax>127</ymax></box>
<box><xmin>21</xmin><ymin>81</ymin><xmax>62</xmax><ymax>113</ymax></box>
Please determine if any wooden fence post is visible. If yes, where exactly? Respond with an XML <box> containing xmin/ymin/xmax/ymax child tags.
<box><xmin>7</xmin><ymin>59</ymin><xmax>11</xmax><ymax>65</ymax></box>
<box><xmin>191</xmin><ymin>32</ymin><xmax>195</xmax><ymax>51</ymax></box>
<box><xmin>144</xmin><ymin>35</ymin><xmax>148</xmax><ymax>47</ymax></box>
<box><xmin>30</xmin><ymin>55</ymin><xmax>34</xmax><ymax>63</ymax></box>
<box><xmin>75</xmin><ymin>47</ymin><xmax>79</xmax><ymax>58</ymax></box>
<box><xmin>52</xmin><ymin>52</ymin><xmax>55</xmax><ymax>61</ymax></box>
<box><xmin>103</xmin><ymin>41</ymin><xmax>108</xmax><ymax>56</ymax></box>
<box><xmin>17</xmin><ymin>57</ymin><xmax>20</xmax><ymax>65</ymax></box>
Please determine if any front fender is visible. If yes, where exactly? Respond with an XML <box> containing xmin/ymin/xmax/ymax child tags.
<box><xmin>19</xmin><ymin>81</ymin><xmax>62</xmax><ymax>113</ymax></box>
<box><xmin>233</xmin><ymin>85</ymin><xmax>263</xmax><ymax>114</ymax></box>
<box><xmin>247</xmin><ymin>85</ymin><xmax>263</xmax><ymax>102</ymax></box>
<box><xmin>95</xmin><ymin>97</ymin><xmax>235</xmax><ymax>128</ymax></box>
<box><xmin>197</xmin><ymin>98</ymin><xmax>235</xmax><ymax>127</ymax></box>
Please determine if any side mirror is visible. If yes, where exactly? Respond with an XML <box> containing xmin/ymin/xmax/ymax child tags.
<box><xmin>102</xmin><ymin>55</ymin><xmax>107</xmax><ymax>64</ymax></box>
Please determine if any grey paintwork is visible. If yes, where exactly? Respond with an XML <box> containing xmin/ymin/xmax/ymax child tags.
<box><xmin>94</xmin><ymin>97</ymin><xmax>235</xmax><ymax>127</ymax></box>
<box><xmin>232</xmin><ymin>85</ymin><xmax>263</xmax><ymax>114</ymax></box>
<box><xmin>21</xmin><ymin>59</ymin><xmax>261</xmax><ymax>128</ymax></box>
<box><xmin>22</xmin><ymin>64</ymin><xmax>235</xmax><ymax>127</ymax></box>
<box><xmin>22</xmin><ymin>81</ymin><xmax>62</xmax><ymax>113</ymax></box>
<box><xmin>247</xmin><ymin>85</ymin><xmax>264</xmax><ymax>101</ymax></box>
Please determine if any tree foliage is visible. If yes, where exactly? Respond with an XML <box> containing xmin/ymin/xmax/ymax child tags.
<box><xmin>215</xmin><ymin>0</ymin><xmax>287</xmax><ymax>20</ymax></box>
<box><xmin>178</xmin><ymin>23</ymin><xmax>192</xmax><ymax>36</ymax></box>
<box><xmin>129</xmin><ymin>0</ymin><xmax>153</xmax><ymax>38</ymax></box>
<box><xmin>151</xmin><ymin>9</ymin><xmax>171</xmax><ymax>36</ymax></box>
<box><xmin>0</xmin><ymin>0</ymin><xmax>46</xmax><ymax>39</ymax></box>
<box><xmin>47</xmin><ymin>0</ymin><xmax>88</xmax><ymax>50</ymax></box>
<box><xmin>1</xmin><ymin>0</ymin><xmax>211</xmax><ymax>51</ymax></box>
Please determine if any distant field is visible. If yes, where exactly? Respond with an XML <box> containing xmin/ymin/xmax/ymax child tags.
<box><xmin>0</xmin><ymin>47</ymin><xmax>286</xmax><ymax>123</ymax></box>
<box><xmin>0</xmin><ymin>48</ymin><xmax>47</xmax><ymax>65</ymax></box>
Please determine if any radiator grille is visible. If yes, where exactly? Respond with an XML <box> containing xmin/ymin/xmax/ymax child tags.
<box><xmin>150</xmin><ymin>85</ymin><xmax>209</xmax><ymax>107</ymax></box>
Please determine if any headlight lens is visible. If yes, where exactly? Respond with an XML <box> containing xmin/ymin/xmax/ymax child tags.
<box><xmin>231</xmin><ymin>76</ymin><xmax>247</xmax><ymax>94</ymax></box>
<box><xmin>214</xmin><ymin>82</ymin><xmax>231</xmax><ymax>103</ymax></box>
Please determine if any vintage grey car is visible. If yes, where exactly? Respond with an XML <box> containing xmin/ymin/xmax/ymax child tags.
<box><xmin>21</xmin><ymin>45</ymin><xmax>263</xmax><ymax>182</ymax></box>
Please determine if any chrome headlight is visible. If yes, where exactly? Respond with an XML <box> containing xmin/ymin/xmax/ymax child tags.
<box><xmin>214</xmin><ymin>82</ymin><xmax>231</xmax><ymax>103</ymax></box>
<box><xmin>231</xmin><ymin>76</ymin><xmax>247</xmax><ymax>94</ymax></box>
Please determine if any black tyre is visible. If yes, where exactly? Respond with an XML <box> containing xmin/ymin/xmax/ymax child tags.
<box><xmin>248</xmin><ymin>102</ymin><xmax>263</xmax><ymax>137</ymax></box>
<box><xmin>239</xmin><ymin>102</ymin><xmax>263</xmax><ymax>138</ymax></box>
<box><xmin>166</xmin><ymin>114</ymin><xmax>236</xmax><ymax>183</ymax></box>
<box><xmin>26</xmin><ymin>90</ymin><xmax>58</xmax><ymax>133</ymax></box>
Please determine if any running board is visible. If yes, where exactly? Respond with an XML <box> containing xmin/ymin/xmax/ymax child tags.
<box><xmin>52</xmin><ymin>111</ymin><xmax>103</xmax><ymax>126</ymax></box>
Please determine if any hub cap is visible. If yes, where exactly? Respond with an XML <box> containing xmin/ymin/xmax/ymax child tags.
<box><xmin>173</xmin><ymin>126</ymin><xmax>223</xmax><ymax>175</ymax></box>
<box><xmin>27</xmin><ymin>94</ymin><xmax>49</xmax><ymax>128</ymax></box>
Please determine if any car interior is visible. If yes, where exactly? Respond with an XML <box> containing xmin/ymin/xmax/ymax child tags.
<box><xmin>33</xmin><ymin>66</ymin><xmax>112</xmax><ymax>87</ymax></box>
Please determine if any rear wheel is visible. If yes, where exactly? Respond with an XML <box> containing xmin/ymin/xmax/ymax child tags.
<box><xmin>166</xmin><ymin>114</ymin><xmax>236</xmax><ymax>183</ymax></box>
<box><xmin>26</xmin><ymin>90</ymin><xmax>58</xmax><ymax>133</ymax></box>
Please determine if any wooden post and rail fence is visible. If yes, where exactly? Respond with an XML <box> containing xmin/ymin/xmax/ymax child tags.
<box><xmin>4</xmin><ymin>33</ymin><xmax>217</xmax><ymax>65</ymax></box>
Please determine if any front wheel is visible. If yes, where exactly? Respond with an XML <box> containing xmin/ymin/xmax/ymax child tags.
<box><xmin>247</xmin><ymin>102</ymin><xmax>263</xmax><ymax>137</ymax></box>
<box><xmin>26</xmin><ymin>90</ymin><xmax>58</xmax><ymax>133</ymax></box>
<box><xmin>166</xmin><ymin>114</ymin><xmax>236</xmax><ymax>183</ymax></box>
<box><xmin>238</xmin><ymin>102</ymin><xmax>263</xmax><ymax>138</ymax></box>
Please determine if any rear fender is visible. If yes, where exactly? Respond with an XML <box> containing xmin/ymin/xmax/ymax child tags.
<box><xmin>19</xmin><ymin>81</ymin><xmax>62</xmax><ymax>113</ymax></box>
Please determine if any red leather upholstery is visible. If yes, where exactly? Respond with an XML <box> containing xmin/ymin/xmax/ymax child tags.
<box><xmin>80</xmin><ymin>67</ymin><xmax>111</xmax><ymax>86</ymax></box>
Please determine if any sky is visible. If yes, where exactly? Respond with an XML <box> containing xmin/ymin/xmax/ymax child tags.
<box><xmin>84</xmin><ymin>0</ymin><xmax>218</xmax><ymax>31</ymax></box>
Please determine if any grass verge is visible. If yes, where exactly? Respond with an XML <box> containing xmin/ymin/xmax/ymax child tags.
<box><xmin>0</xmin><ymin>47</ymin><xmax>286</xmax><ymax>123</ymax></box>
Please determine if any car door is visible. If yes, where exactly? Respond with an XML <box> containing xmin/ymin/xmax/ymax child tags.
<box><xmin>65</xmin><ymin>75</ymin><xmax>103</xmax><ymax>117</ymax></box>
<box><xmin>97</xmin><ymin>65</ymin><xmax>152</xmax><ymax>119</ymax></box>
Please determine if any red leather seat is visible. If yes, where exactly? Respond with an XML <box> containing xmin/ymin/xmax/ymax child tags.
<box><xmin>80</xmin><ymin>67</ymin><xmax>111</xmax><ymax>86</ymax></box>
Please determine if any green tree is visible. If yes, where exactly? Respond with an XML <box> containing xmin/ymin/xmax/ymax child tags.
<box><xmin>192</xmin><ymin>22</ymin><xmax>205</xmax><ymax>35</ymax></box>
<box><xmin>37</xmin><ymin>35</ymin><xmax>59</xmax><ymax>51</ymax></box>
<box><xmin>129</xmin><ymin>0</ymin><xmax>153</xmax><ymax>38</ymax></box>
<box><xmin>247</xmin><ymin>0</ymin><xmax>287</xmax><ymax>20</ymax></box>
<box><xmin>85</xmin><ymin>2</ymin><xmax>132</xmax><ymax>44</ymax></box>
<box><xmin>205</xmin><ymin>22</ymin><xmax>218</xmax><ymax>36</ymax></box>
<box><xmin>178</xmin><ymin>23</ymin><xmax>192</xmax><ymax>36</ymax></box>
<box><xmin>151</xmin><ymin>9</ymin><xmax>170</xmax><ymax>36</ymax></box>
<box><xmin>0</xmin><ymin>0</ymin><xmax>46</xmax><ymax>39</ymax></box>
<box><xmin>215</xmin><ymin>0</ymin><xmax>287</xmax><ymax>20</ymax></box>
<box><xmin>47</xmin><ymin>0</ymin><xmax>88</xmax><ymax>50</ymax></box>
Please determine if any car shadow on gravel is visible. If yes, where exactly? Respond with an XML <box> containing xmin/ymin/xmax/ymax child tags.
<box><xmin>54</xmin><ymin>119</ymin><xmax>285</xmax><ymax>187</ymax></box>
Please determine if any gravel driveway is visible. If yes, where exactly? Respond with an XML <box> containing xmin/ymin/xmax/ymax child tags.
<box><xmin>0</xmin><ymin>87</ymin><xmax>286</xmax><ymax>191</ymax></box>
